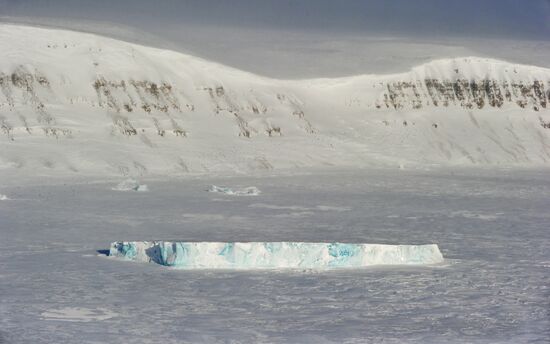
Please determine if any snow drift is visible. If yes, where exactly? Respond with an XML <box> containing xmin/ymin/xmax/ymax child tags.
<box><xmin>0</xmin><ymin>24</ymin><xmax>549</xmax><ymax>176</ymax></box>
<box><xmin>109</xmin><ymin>241</ymin><xmax>444</xmax><ymax>269</ymax></box>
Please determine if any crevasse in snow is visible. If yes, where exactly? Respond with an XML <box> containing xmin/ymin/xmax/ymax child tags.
<box><xmin>109</xmin><ymin>241</ymin><xmax>444</xmax><ymax>269</ymax></box>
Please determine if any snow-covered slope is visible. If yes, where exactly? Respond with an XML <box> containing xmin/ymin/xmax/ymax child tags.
<box><xmin>1</xmin><ymin>24</ymin><xmax>549</xmax><ymax>176</ymax></box>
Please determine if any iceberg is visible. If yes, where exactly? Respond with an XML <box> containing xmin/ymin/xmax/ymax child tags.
<box><xmin>207</xmin><ymin>185</ymin><xmax>261</xmax><ymax>196</ymax></box>
<box><xmin>112</xmin><ymin>179</ymin><xmax>148</xmax><ymax>192</ymax></box>
<box><xmin>109</xmin><ymin>241</ymin><xmax>444</xmax><ymax>269</ymax></box>
<box><xmin>0</xmin><ymin>194</ymin><xmax>8</xmax><ymax>200</ymax></box>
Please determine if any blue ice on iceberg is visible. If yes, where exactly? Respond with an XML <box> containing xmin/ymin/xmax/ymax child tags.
<box><xmin>109</xmin><ymin>241</ymin><xmax>444</xmax><ymax>269</ymax></box>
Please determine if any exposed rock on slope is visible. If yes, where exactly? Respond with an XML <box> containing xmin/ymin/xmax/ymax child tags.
<box><xmin>382</xmin><ymin>79</ymin><xmax>547</xmax><ymax>111</ymax></box>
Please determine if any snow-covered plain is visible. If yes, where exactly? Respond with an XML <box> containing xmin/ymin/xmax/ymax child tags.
<box><xmin>0</xmin><ymin>169</ymin><xmax>549</xmax><ymax>343</ymax></box>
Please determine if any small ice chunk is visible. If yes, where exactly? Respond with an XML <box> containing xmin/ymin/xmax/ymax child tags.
<box><xmin>112</xmin><ymin>179</ymin><xmax>148</xmax><ymax>192</ymax></box>
<box><xmin>207</xmin><ymin>185</ymin><xmax>260</xmax><ymax>196</ymax></box>
<box><xmin>109</xmin><ymin>241</ymin><xmax>444</xmax><ymax>269</ymax></box>
<box><xmin>135</xmin><ymin>185</ymin><xmax>148</xmax><ymax>192</ymax></box>
<box><xmin>0</xmin><ymin>194</ymin><xmax>9</xmax><ymax>200</ymax></box>
<box><xmin>41</xmin><ymin>307</ymin><xmax>117</xmax><ymax>322</ymax></box>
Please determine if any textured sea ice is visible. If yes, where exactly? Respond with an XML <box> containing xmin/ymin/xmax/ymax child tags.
<box><xmin>207</xmin><ymin>185</ymin><xmax>261</xmax><ymax>196</ymax></box>
<box><xmin>112</xmin><ymin>179</ymin><xmax>148</xmax><ymax>192</ymax></box>
<box><xmin>109</xmin><ymin>241</ymin><xmax>444</xmax><ymax>269</ymax></box>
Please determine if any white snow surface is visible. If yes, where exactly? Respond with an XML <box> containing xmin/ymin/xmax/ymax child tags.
<box><xmin>0</xmin><ymin>24</ymin><xmax>549</xmax><ymax>177</ymax></box>
<box><xmin>109</xmin><ymin>241</ymin><xmax>443</xmax><ymax>269</ymax></box>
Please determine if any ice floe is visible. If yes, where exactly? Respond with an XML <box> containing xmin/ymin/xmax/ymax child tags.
<box><xmin>112</xmin><ymin>179</ymin><xmax>148</xmax><ymax>192</ymax></box>
<box><xmin>249</xmin><ymin>203</ymin><xmax>351</xmax><ymax>212</ymax></box>
<box><xmin>450</xmin><ymin>211</ymin><xmax>501</xmax><ymax>221</ymax></box>
<box><xmin>41</xmin><ymin>307</ymin><xmax>117</xmax><ymax>322</ymax></box>
<box><xmin>109</xmin><ymin>241</ymin><xmax>444</xmax><ymax>269</ymax></box>
<box><xmin>207</xmin><ymin>185</ymin><xmax>261</xmax><ymax>196</ymax></box>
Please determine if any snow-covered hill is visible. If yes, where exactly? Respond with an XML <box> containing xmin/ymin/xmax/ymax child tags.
<box><xmin>0</xmin><ymin>24</ymin><xmax>549</xmax><ymax>176</ymax></box>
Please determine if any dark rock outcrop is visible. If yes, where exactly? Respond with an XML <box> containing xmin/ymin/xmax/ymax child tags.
<box><xmin>382</xmin><ymin>79</ymin><xmax>548</xmax><ymax>111</ymax></box>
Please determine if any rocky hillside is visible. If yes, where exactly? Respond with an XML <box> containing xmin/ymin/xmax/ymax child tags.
<box><xmin>0</xmin><ymin>24</ymin><xmax>549</xmax><ymax>176</ymax></box>
<box><xmin>379</xmin><ymin>59</ymin><xmax>548</xmax><ymax>111</ymax></box>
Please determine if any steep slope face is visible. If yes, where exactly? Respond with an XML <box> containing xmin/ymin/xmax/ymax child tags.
<box><xmin>0</xmin><ymin>24</ymin><xmax>549</xmax><ymax>176</ymax></box>
<box><xmin>303</xmin><ymin>58</ymin><xmax>550</xmax><ymax>165</ymax></box>
<box><xmin>380</xmin><ymin>59</ymin><xmax>548</xmax><ymax>111</ymax></box>
<box><xmin>0</xmin><ymin>25</ymin><xmax>321</xmax><ymax>175</ymax></box>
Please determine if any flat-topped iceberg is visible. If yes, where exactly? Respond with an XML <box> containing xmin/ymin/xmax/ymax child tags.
<box><xmin>109</xmin><ymin>241</ymin><xmax>444</xmax><ymax>269</ymax></box>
